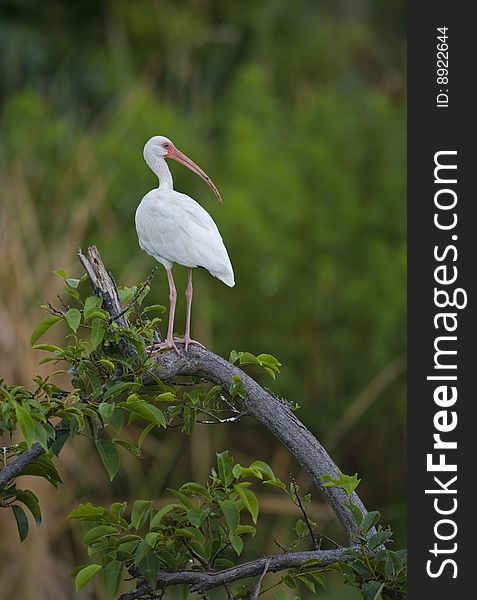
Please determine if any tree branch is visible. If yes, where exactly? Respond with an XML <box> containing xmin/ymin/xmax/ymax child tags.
<box><xmin>78</xmin><ymin>246</ymin><xmax>369</xmax><ymax>541</ymax></box>
<box><xmin>248</xmin><ymin>557</ymin><xmax>271</xmax><ymax>600</ymax></box>
<box><xmin>0</xmin><ymin>424</ymin><xmax>66</xmax><ymax>490</ymax></box>
<box><xmin>0</xmin><ymin>245</ymin><xmax>379</xmax><ymax>599</ymax></box>
<box><xmin>119</xmin><ymin>547</ymin><xmax>357</xmax><ymax>599</ymax></box>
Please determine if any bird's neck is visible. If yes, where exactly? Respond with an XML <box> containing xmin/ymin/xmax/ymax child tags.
<box><xmin>151</xmin><ymin>157</ymin><xmax>173</xmax><ymax>190</ymax></box>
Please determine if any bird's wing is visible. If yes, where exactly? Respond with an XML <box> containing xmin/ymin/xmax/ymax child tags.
<box><xmin>136</xmin><ymin>190</ymin><xmax>235</xmax><ymax>286</ymax></box>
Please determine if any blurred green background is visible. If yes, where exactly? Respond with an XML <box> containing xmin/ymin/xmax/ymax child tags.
<box><xmin>0</xmin><ymin>1</ymin><xmax>405</xmax><ymax>598</ymax></box>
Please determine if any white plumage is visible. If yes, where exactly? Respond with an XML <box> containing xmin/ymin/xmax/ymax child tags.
<box><xmin>135</xmin><ymin>135</ymin><xmax>234</xmax><ymax>352</ymax></box>
<box><xmin>136</xmin><ymin>189</ymin><xmax>234</xmax><ymax>286</ymax></box>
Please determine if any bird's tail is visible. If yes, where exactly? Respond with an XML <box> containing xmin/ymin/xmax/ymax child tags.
<box><xmin>214</xmin><ymin>267</ymin><xmax>235</xmax><ymax>287</ymax></box>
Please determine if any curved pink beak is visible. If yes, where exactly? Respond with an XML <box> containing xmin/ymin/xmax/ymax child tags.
<box><xmin>168</xmin><ymin>147</ymin><xmax>222</xmax><ymax>204</ymax></box>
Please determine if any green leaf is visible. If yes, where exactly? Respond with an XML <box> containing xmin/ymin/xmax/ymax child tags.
<box><xmin>65</xmin><ymin>288</ymin><xmax>80</xmax><ymax>300</ymax></box>
<box><xmin>91</xmin><ymin>318</ymin><xmax>106</xmax><ymax>350</ymax></box>
<box><xmin>134</xmin><ymin>541</ymin><xmax>149</xmax><ymax>566</ymax></box>
<box><xmin>65</xmin><ymin>308</ymin><xmax>81</xmax><ymax>333</ymax></box>
<box><xmin>16</xmin><ymin>490</ymin><xmax>42</xmax><ymax>525</ymax></box>
<box><xmin>30</xmin><ymin>316</ymin><xmax>62</xmax><ymax>345</ymax></box>
<box><xmin>219</xmin><ymin>500</ymin><xmax>239</xmax><ymax>533</ymax></box>
<box><xmin>217</xmin><ymin>451</ymin><xmax>234</xmax><ymax>487</ymax></box>
<box><xmin>83</xmin><ymin>296</ymin><xmax>103</xmax><ymax>320</ymax></box>
<box><xmin>12</xmin><ymin>504</ymin><xmax>29</xmax><ymax>541</ymax></box>
<box><xmin>204</xmin><ymin>385</ymin><xmax>221</xmax><ymax>404</ymax></box>
<box><xmin>32</xmin><ymin>344</ymin><xmax>63</xmax><ymax>352</ymax></box>
<box><xmin>145</xmin><ymin>532</ymin><xmax>161</xmax><ymax>547</ymax></box>
<box><xmin>137</xmin><ymin>552</ymin><xmax>161</xmax><ymax>590</ymax></box>
<box><xmin>249</xmin><ymin>460</ymin><xmax>276</xmax><ymax>480</ymax></box>
<box><xmin>187</xmin><ymin>507</ymin><xmax>208</xmax><ymax>528</ymax></box>
<box><xmin>232</xmin><ymin>464</ymin><xmax>263</xmax><ymax>480</ymax></box>
<box><xmin>31</xmin><ymin>422</ymin><xmax>49</xmax><ymax>453</ymax></box>
<box><xmin>179</xmin><ymin>482</ymin><xmax>212</xmax><ymax>501</ymax></box>
<box><xmin>256</xmin><ymin>353</ymin><xmax>281</xmax><ymax>378</ymax></box>
<box><xmin>229</xmin><ymin>350</ymin><xmax>240</xmax><ymax>364</ymax></box>
<box><xmin>102</xmin><ymin>560</ymin><xmax>123</xmax><ymax>597</ymax></box>
<box><xmin>109</xmin><ymin>408</ymin><xmax>124</xmax><ymax>432</ymax></box>
<box><xmin>99</xmin><ymin>402</ymin><xmax>115</xmax><ymax>419</ymax></box>
<box><xmin>230</xmin><ymin>534</ymin><xmax>243</xmax><ymax>556</ymax></box>
<box><xmin>104</xmin><ymin>382</ymin><xmax>138</xmax><ymax>401</ymax></box>
<box><xmin>95</xmin><ymin>439</ymin><xmax>120</xmax><ymax>481</ymax></box>
<box><xmin>120</xmin><ymin>400</ymin><xmax>166</xmax><ymax>428</ymax></box>
<box><xmin>150</xmin><ymin>504</ymin><xmax>183</xmax><ymax>528</ymax></box>
<box><xmin>131</xmin><ymin>500</ymin><xmax>152</xmax><ymax>530</ymax></box>
<box><xmin>167</xmin><ymin>488</ymin><xmax>194</xmax><ymax>509</ymax></box>
<box><xmin>386</xmin><ymin>549</ymin><xmax>406</xmax><ymax>574</ymax></box>
<box><xmin>262</xmin><ymin>479</ymin><xmax>287</xmax><ymax>490</ymax></box>
<box><xmin>367</xmin><ymin>530</ymin><xmax>393</xmax><ymax>551</ymax></box>
<box><xmin>321</xmin><ymin>470</ymin><xmax>361</xmax><ymax>497</ymax></box>
<box><xmin>236</xmin><ymin>524</ymin><xmax>256</xmax><ymax>536</ymax></box>
<box><xmin>363</xmin><ymin>581</ymin><xmax>384</xmax><ymax>600</ymax></box>
<box><xmin>114</xmin><ymin>439</ymin><xmax>141</xmax><ymax>457</ymax></box>
<box><xmin>75</xmin><ymin>564</ymin><xmax>103</xmax><ymax>592</ymax></box>
<box><xmin>15</xmin><ymin>404</ymin><xmax>36</xmax><ymax>449</ymax></box>
<box><xmin>229</xmin><ymin>375</ymin><xmax>247</xmax><ymax>400</ymax></box>
<box><xmin>138</xmin><ymin>422</ymin><xmax>156</xmax><ymax>449</ymax></box>
<box><xmin>234</xmin><ymin>485</ymin><xmax>259</xmax><ymax>524</ymax></box>
<box><xmin>294</xmin><ymin>518</ymin><xmax>308</xmax><ymax>537</ymax></box>
<box><xmin>310</xmin><ymin>572</ymin><xmax>327</xmax><ymax>588</ymax></box>
<box><xmin>66</xmin><ymin>277</ymin><xmax>81</xmax><ymax>289</ymax></box>
<box><xmin>143</xmin><ymin>304</ymin><xmax>166</xmax><ymax>314</ymax></box>
<box><xmin>361</xmin><ymin>511</ymin><xmax>380</xmax><ymax>534</ymax></box>
<box><xmin>238</xmin><ymin>352</ymin><xmax>262</xmax><ymax>365</ymax></box>
<box><xmin>345</xmin><ymin>502</ymin><xmax>364</xmax><ymax>526</ymax></box>
<box><xmin>83</xmin><ymin>525</ymin><xmax>118</xmax><ymax>546</ymax></box>
<box><xmin>284</xmin><ymin>575</ymin><xmax>298</xmax><ymax>589</ymax></box>
<box><xmin>51</xmin><ymin>431</ymin><xmax>69</xmax><ymax>457</ymax></box>
<box><xmin>175</xmin><ymin>527</ymin><xmax>203</xmax><ymax>541</ymax></box>
<box><xmin>118</xmin><ymin>286</ymin><xmax>137</xmax><ymax>305</ymax></box>
<box><xmin>19</xmin><ymin>454</ymin><xmax>63</xmax><ymax>487</ymax></box>
<box><xmin>156</xmin><ymin>392</ymin><xmax>176</xmax><ymax>402</ymax></box>
<box><xmin>256</xmin><ymin>353</ymin><xmax>281</xmax><ymax>367</ymax></box>
<box><xmin>297</xmin><ymin>575</ymin><xmax>316</xmax><ymax>594</ymax></box>
<box><xmin>109</xmin><ymin>502</ymin><xmax>127</xmax><ymax>522</ymax></box>
<box><xmin>68</xmin><ymin>503</ymin><xmax>106</xmax><ymax>521</ymax></box>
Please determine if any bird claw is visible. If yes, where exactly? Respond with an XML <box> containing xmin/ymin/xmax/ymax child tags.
<box><xmin>147</xmin><ymin>339</ymin><xmax>182</xmax><ymax>355</ymax></box>
<box><xmin>173</xmin><ymin>337</ymin><xmax>205</xmax><ymax>352</ymax></box>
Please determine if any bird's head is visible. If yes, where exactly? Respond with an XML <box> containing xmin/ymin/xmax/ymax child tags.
<box><xmin>143</xmin><ymin>135</ymin><xmax>222</xmax><ymax>203</ymax></box>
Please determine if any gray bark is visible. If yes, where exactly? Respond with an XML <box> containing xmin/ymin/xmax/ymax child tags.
<box><xmin>79</xmin><ymin>246</ymin><xmax>368</xmax><ymax>541</ymax></box>
<box><xmin>0</xmin><ymin>245</ymin><xmax>381</xmax><ymax>599</ymax></box>
<box><xmin>119</xmin><ymin>547</ymin><xmax>357</xmax><ymax>598</ymax></box>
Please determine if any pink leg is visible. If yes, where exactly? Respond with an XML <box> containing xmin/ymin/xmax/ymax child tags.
<box><xmin>176</xmin><ymin>268</ymin><xmax>204</xmax><ymax>351</ymax></box>
<box><xmin>166</xmin><ymin>269</ymin><xmax>177</xmax><ymax>344</ymax></box>
<box><xmin>184</xmin><ymin>268</ymin><xmax>193</xmax><ymax>349</ymax></box>
<box><xmin>148</xmin><ymin>269</ymin><xmax>180</xmax><ymax>354</ymax></box>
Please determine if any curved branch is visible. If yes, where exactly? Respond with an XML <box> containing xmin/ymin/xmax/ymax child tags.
<box><xmin>119</xmin><ymin>547</ymin><xmax>356</xmax><ymax>599</ymax></box>
<box><xmin>0</xmin><ymin>442</ymin><xmax>45</xmax><ymax>489</ymax></box>
<box><xmin>78</xmin><ymin>245</ymin><xmax>369</xmax><ymax>542</ymax></box>
<box><xmin>0</xmin><ymin>423</ymin><xmax>66</xmax><ymax>490</ymax></box>
<box><xmin>150</xmin><ymin>346</ymin><xmax>364</xmax><ymax>540</ymax></box>
<box><xmin>0</xmin><ymin>246</ymin><xmax>376</xmax><ymax>599</ymax></box>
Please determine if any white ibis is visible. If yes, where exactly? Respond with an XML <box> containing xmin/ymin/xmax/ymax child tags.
<box><xmin>135</xmin><ymin>135</ymin><xmax>234</xmax><ymax>352</ymax></box>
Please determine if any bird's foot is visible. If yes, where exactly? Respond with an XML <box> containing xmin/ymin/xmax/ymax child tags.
<box><xmin>174</xmin><ymin>337</ymin><xmax>205</xmax><ymax>352</ymax></box>
<box><xmin>147</xmin><ymin>338</ymin><xmax>182</xmax><ymax>355</ymax></box>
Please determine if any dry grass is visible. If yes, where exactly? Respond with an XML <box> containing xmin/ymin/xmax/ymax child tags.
<box><xmin>0</xmin><ymin>119</ymin><xmax>121</xmax><ymax>599</ymax></box>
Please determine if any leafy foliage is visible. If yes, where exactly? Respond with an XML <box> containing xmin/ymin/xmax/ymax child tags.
<box><xmin>0</xmin><ymin>272</ymin><xmax>406</xmax><ymax>598</ymax></box>
<box><xmin>67</xmin><ymin>451</ymin><xmax>284</xmax><ymax>594</ymax></box>
<box><xmin>317</xmin><ymin>472</ymin><xmax>407</xmax><ymax>599</ymax></box>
